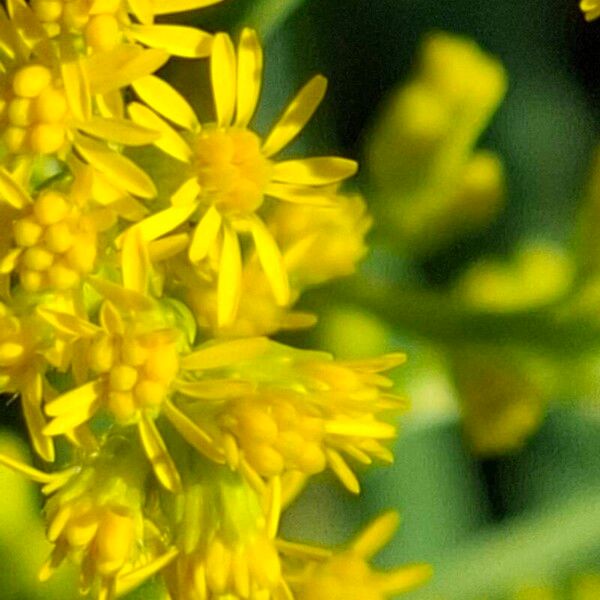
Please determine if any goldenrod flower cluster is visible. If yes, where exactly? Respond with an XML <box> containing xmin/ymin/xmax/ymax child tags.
<box><xmin>0</xmin><ymin>1</ymin><xmax>429</xmax><ymax>598</ymax></box>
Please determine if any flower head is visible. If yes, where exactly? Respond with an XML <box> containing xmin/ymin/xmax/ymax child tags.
<box><xmin>127</xmin><ymin>28</ymin><xmax>358</xmax><ymax>326</ymax></box>
<box><xmin>581</xmin><ymin>0</ymin><xmax>600</xmax><ymax>21</ymax></box>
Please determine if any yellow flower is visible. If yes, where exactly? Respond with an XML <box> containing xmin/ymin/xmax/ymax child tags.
<box><xmin>127</xmin><ymin>28</ymin><xmax>358</xmax><ymax>326</ymax></box>
<box><xmin>284</xmin><ymin>512</ymin><xmax>431</xmax><ymax>600</ymax></box>
<box><xmin>0</xmin><ymin>2</ymin><xmax>165</xmax><ymax>190</ymax></box>
<box><xmin>0</xmin><ymin>440</ymin><xmax>176</xmax><ymax>600</ymax></box>
<box><xmin>165</xmin><ymin>461</ymin><xmax>286</xmax><ymax>600</ymax></box>
<box><xmin>174</xmin><ymin>342</ymin><xmax>406</xmax><ymax>493</ymax></box>
<box><xmin>581</xmin><ymin>0</ymin><xmax>600</xmax><ymax>20</ymax></box>
<box><xmin>30</xmin><ymin>0</ymin><xmax>221</xmax><ymax>55</ymax></box>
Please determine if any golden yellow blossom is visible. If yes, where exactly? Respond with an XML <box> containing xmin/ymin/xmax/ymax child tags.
<box><xmin>581</xmin><ymin>0</ymin><xmax>600</xmax><ymax>20</ymax></box>
<box><xmin>165</xmin><ymin>461</ymin><xmax>286</xmax><ymax>600</ymax></box>
<box><xmin>31</xmin><ymin>0</ymin><xmax>221</xmax><ymax>55</ymax></box>
<box><xmin>127</xmin><ymin>28</ymin><xmax>357</xmax><ymax>326</ymax></box>
<box><xmin>284</xmin><ymin>512</ymin><xmax>431</xmax><ymax>600</ymax></box>
<box><xmin>174</xmin><ymin>342</ymin><xmax>405</xmax><ymax>493</ymax></box>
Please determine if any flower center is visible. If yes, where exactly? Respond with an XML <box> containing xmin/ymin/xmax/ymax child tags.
<box><xmin>30</xmin><ymin>0</ymin><xmax>124</xmax><ymax>51</ymax></box>
<box><xmin>1</xmin><ymin>65</ymin><xmax>69</xmax><ymax>155</ymax></box>
<box><xmin>13</xmin><ymin>190</ymin><xmax>97</xmax><ymax>292</ymax></box>
<box><xmin>193</xmin><ymin>128</ymin><xmax>272</xmax><ymax>216</ymax></box>
<box><xmin>88</xmin><ymin>329</ymin><xmax>179</xmax><ymax>423</ymax></box>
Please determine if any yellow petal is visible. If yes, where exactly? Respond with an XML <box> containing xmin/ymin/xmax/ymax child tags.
<box><xmin>116</xmin><ymin>548</ymin><xmax>178</xmax><ymax>597</ymax></box>
<box><xmin>235</xmin><ymin>28</ymin><xmax>262</xmax><ymax>128</ymax></box>
<box><xmin>127</xmin><ymin>0</ymin><xmax>153</xmax><ymax>24</ymax></box>
<box><xmin>76</xmin><ymin>117</ymin><xmax>159</xmax><ymax>146</ymax></box>
<box><xmin>120</xmin><ymin>204</ymin><xmax>195</xmax><ymax>245</ymax></box>
<box><xmin>325</xmin><ymin>448</ymin><xmax>360</xmax><ymax>494</ymax></box>
<box><xmin>138</xmin><ymin>415</ymin><xmax>182</xmax><ymax>493</ymax></box>
<box><xmin>217</xmin><ymin>224</ymin><xmax>241</xmax><ymax>327</ymax></box>
<box><xmin>262</xmin><ymin>75</ymin><xmax>327</xmax><ymax>157</ymax></box>
<box><xmin>86</xmin><ymin>46</ymin><xmax>169</xmax><ymax>95</ymax></box>
<box><xmin>0</xmin><ymin>167</ymin><xmax>31</xmax><ymax>209</ymax></box>
<box><xmin>0</xmin><ymin>248</ymin><xmax>22</xmax><ymax>274</ymax></box>
<box><xmin>100</xmin><ymin>299</ymin><xmax>124</xmax><ymax>334</ymax></box>
<box><xmin>88</xmin><ymin>276</ymin><xmax>155</xmax><ymax>311</ymax></box>
<box><xmin>0</xmin><ymin>452</ymin><xmax>55</xmax><ymax>483</ymax></box>
<box><xmin>121</xmin><ymin>227</ymin><xmax>149</xmax><ymax>294</ymax></box>
<box><xmin>74</xmin><ymin>134</ymin><xmax>156</xmax><ymax>199</ymax></box>
<box><xmin>133</xmin><ymin>75</ymin><xmax>198</xmax><ymax>130</ymax></box>
<box><xmin>188</xmin><ymin>206</ymin><xmax>222</xmax><ymax>263</ymax></box>
<box><xmin>128</xmin><ymin>102</ymin><xmax>192</xmax><ymax>162</ymax></box>
<box><xmin>251</xmin><ymin>216</ymin><xmax>290</xmax><ymax>306</ymax></box>
<box><xmin>351</xmin><ymin>512</ymin><xmax>399</xmax><ymax>559</ymax></box>
<box><xmin>324</xmin><ymin>420</ymin><xmax>396</xmax><ymax>439</ymax></box>
<box><xmin>378</xmin><ymin>564</ymin><xmax>433</xmax><ymax>594</ymax></box>
<box><xmin>211</xmin><ymin>33</ymin><xmax>237</xmax><ymax>127</ymax></box>
<box><xmin>173</xmin><ymin>378</ymin><xmax>255</xmax><ymax>399</ymax></box>
<box><xmin>60</xmin><ymin>54</ymin><xmax>92</xmax><ymax>122</ymax></box>
<box><xmin>171</xmin><ymin>177</ymin><xmax>200</xmax><ymax>206</ymax></box>
<box><xmin>180</xmin><ymin>337</ymin><xmax>269</xmax><ymax>370</ymax></box>
<box><xmin>36</xmin><ymin>307</ymin><xmax>101</xmax><ymax>338</ymax></box>
<box><xmin>45</xmin><ymin>380</ymin><xmax>103</xmax><ymax>418</ymax></box>
<box><xmin>151</xmin><ymin>0</ymin><xmax>223</xmax><ymax>13</ymax></box>
<box><xmin>163</xmin><ymin>400</ymin><xmax>225</xmax><ymax>463</ymax></box>
<box><xmin>130</xmin><ymin>24</ymin><xmax>212</xmax><ymax>58</ymax></box>
<box><xmin>265</xmin><ymin>181</ymin><xmax>337</xmax><ymax>206</ymax></box>
<box><xmin>272</xmin><ymin>157</ymin><xmax>358</xmax><ymax>185</ymax></box>
<box><xmin>148</xmin><ymin>233</ymin><xmax>189</xmax><ymax>261</ymax></box>
<box><xmin>22</xmin><ymin>372</ymin><xmax>55</xmax><ymax>462</ymax></box>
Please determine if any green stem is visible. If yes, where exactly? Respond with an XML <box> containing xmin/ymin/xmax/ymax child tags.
<box><xmin>306</xmin><ymin>277</ymin><xmax>600</xmax><ymax>357</ymax></box>
<box><xmin>238</xmin><ymin>0</ymin><xmax>305</xmax><ymax>41</ymax></box>
<box><xmin>409</xmin><ymin>487</ymin><xmax>600</xmax><ymax>599</ymax></box>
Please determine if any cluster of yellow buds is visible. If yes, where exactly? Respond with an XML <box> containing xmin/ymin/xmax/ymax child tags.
<box><xmin>0</xmin><ymin>1</ymin><xmax>429</xmax><ymax>598</ymax></box>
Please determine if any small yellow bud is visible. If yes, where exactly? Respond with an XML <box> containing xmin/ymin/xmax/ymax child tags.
<box><xmin>20</xmin><ymin>269</ymin><xmax>44</xmax><ymax>292</ymax></box>
<box><xmin>44</xmin><ymin>222</ymin><xmax>74</xmax><ymax>253</ymax></box>
<box><xmin>120</xmin><ymin>339</ymin><xmax>149</xmax><ymax>367</ymax></box>
<box><xmin>22</xmin><ymin>245</ymin><xmax>54</xmax><ymax>271</ymax></box>
<box><xmin>8</xmin><ymin>98</ymin><xmax>33</xmax><ymax>127</ymax></box>
<box><xmin>297</xmin><ymin>443</ymin><xmax>326</xmax><ymax>474</ymax></box>
<box><xmin>47</xmin><ymin>262</ymin><xmax>79</xmax><ymax>289</ymax></box>
<box><xmin>66</xmin><ymin>240</ymin><xmax>96</xmax><ymax>273</ymax></box>
<box><xmin>12</xmin><ymin>65</ymin><xmax>52</xmax><ymax>98</ymax></box>
<box><xmin>65</xmin><ymin>510</ymin><xmax>99</xmax><ymax>548</ymax></box>
<box><xmin>110</xmin><ymin>364</ymin><xmax>139</xmax><ymax>392</ymax></box>
<box><xmin>34</xmin><ymin>87</ymin><xmax>68</xmax><ymax>123</ymax></box>
<box><xmin>13</xmin><ymin>218</ymin><xmax>43</xmax><ymax>247</ymax></box>
<box><xmin>238</xmin><ymin>408</ymin><xmax>278</xmax><ymax>442</ymax></box>
<box><xmin>89</xmin><ymin>335</ymin><xmax>114</xmax><ymax>373</ymax></box>
<box><xmin>85</xmin><ymin>14</ymin><xmax>121</xmax><ymax>52</ymax></box>
<box><xmin>133</xmin><ymin>379</ymin><xmax>166</xmax><ymax>408</ymax></box>
<box><xmin>93</xmin><ymin>510</ymin><xmax>135</xmax><ymax>576</ymax></box>
<box><xmin>29</xmin><ymin>123</ymin><xmax>66</xmax><ymax>154</ymax></box>
<box><xmin>244</xmin><ymin>443</ymin><xmax>284</xmax><ymax>476</ymax></box>
<box><xmin>107</xmin><ymin>391</ymin><xmax>137</xmax><ymax>422</ymax></box>
<box><xmin>31</xmin><ymin>0</ymin><xmax>63</xmax><ymax>22</ymax></box>
<box><xmin>4</xmin><ymin>127</ymin><xmax>27</xmax><ymax>153</ymax></box>
<box><xmin>143</xmin><ymin>348</ymin><xmax>179</xmax><ymax>383</ymax></box>
<box><xmin>34</xmin><ymin>191</ymin><xmax>69</xmax><ymax>225</ymax></box>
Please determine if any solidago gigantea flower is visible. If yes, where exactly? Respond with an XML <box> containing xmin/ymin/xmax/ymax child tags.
<box><xmin>174</xmin><ymin>341</ymin><xmax>406</xmax><ymax>493</ymax></box>
<box><xmin>127</xmin><ymin>27</ymin><xmax>358</xmax><ymax>326</ymax></box>
<box><xmin>285</xmin><ymin>512</ymin><xmax>431</xmax><ymax>600</ymax></box>
<box><xmin>581</xmin><ymin>0</ymin><xmax>600</xmax><ymax>21</ymax></box>
<box><xmin>30</xmin><ymin>0</ymin><xmax>221</xmax><ymax>56</ymax></box>
<box><xmin>165</xmin><ymin>460</ymin><xmax>285</xmax><ymax>600</ymax></box>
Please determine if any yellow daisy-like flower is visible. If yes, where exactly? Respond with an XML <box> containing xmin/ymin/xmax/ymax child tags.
<box><xmin>174</xmin><ymin>343</ymin><xmax>406</xmax><ymax>493</ymax></box>
<box><xmin>0</xmin><ymin>442</ymin><xmax>176</xmax><ymax>600</ymax></box>
<box><xmin>127</xmin><ymin>27</ymin><xmax>358</xmax><ymax>326</ymax></box>
<box><xmin>581</xmin><ymin>0</ymin><xmax>600</xmax><ymax>20</ymax></box>
<box><xmin>0</xmin><ymin>2</ymin><xmax>165</xmax><ymax>190</ymax></box>
<box><xmin>285</xmin><ymin>512</ymin><xmax>432</xmax><ymax>600</ymax></box>
<box><xmin>30</xmin><ymin>0</ymin><xmax>221</xmax><ymax>56</ymax></box>
<box><xmin>165</xmin><ymin>461</ymin><xmax>287</xmax><ymax>600</ymax></box>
